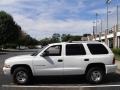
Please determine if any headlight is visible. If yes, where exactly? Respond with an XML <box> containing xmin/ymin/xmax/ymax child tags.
<box><xmin>4</xmin><ymin>64</ymin><xmax>11</xmax><ymax>68</ymax></box>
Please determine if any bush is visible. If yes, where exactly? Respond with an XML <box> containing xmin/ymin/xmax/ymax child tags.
<box><xmin>112</xmin><ymin>48</ymin><xmax>120</xmax><ymax>55</ymax></box>
<box><xmin>4</xmin><ymin>44</ymin><xmax>17</xmax><ymax>49</ymax></box>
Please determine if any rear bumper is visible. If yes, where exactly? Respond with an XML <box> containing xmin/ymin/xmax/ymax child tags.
<box><xmin>3</xmin><ymin>67</ymin><xmax>11</xmax><ymax>75</ymax></box>
<box><xmin>105</xmin><ymin>64</ymin><xmax>117</xmax><ymax>74</ymax></box>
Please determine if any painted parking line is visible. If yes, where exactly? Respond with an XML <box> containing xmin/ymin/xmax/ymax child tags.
<box><xmin>1</xmin><ymin>85</ymin><xmax>80</xmax><ymax>88</ymax></box>
<box><xmin>2</xmin><ymin>85</ymin><xmax>120</xmax><ymax>88</ymax></box>
<box><xmin>81</xmin><ymin>85</ymin><xmax>120</xmax><ymax>88</ymax></box>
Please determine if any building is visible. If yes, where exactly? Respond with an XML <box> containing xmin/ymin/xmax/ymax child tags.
<box><xmin>88</xmin><ymin>24</ymin><xmax>120</xmax><ymax>48</ymax></box>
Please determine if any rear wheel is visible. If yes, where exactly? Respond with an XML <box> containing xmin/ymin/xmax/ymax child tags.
<box><xmin>13</xmin><ymin>67</ymin><xmax>32</xmax><ymax>85</ymax></box>
<box><xmin>86</xmin><ymin>67</ymin><xmax>105</xmax><ymax>84</ymax></box>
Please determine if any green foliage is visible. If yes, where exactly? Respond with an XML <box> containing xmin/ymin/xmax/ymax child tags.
<box><xmin>25</xmin><ymin>35</ymin><xmax>38</xmax><ymax>46</ymax></box>
<box><xmin>70</xmin><ymin>36</ymin><xmax>82</xmax><ymax>41</ymax></box>
<box><xmin>51</xmin><ymin>33</ymin><xmax>60</xmax><ymax>43</ymax></box>
<box><xmin>3</xmin><ymin>44</ymin><xmax>17</xmax><ymax>49</ymax></box>
<box><xmin>39</xmin><ymin>38</ymin><xmax>51</xmax><ymax>46</ymax></box>
<box><xmin>0</xmin><ymin>11</ymin><xmax>21</xmax><ymax>45</ymax></box>
<box><xmin>18</xmin><ymin>34</ymin><xmax>38</xmax><ymax>47</ymax></box>
<box><xmin>114</xmin><ymin>54</ymin><xmax>120</xmax><ymax>61</ymax></box>
<box><xmin>39</xmin><ymin>33</ymin><xmax>82</xmax><ymax>46</ymax></box>
<box><xmin>39</xmin><ymin>33</ymin><xmax>61</xmax><ymax>46</ymax></box>
<box><xmin>83</xmin><ymin>34</ymin><xmax>91</xmax><ymax>37</ymax></box>
<box><xmin>61</xmin><ymin>34</ymin><xmax>82</xmax><ymax>42</ymax></box>
<box><xmin>0</xmin><ymin>11</ymin><xmax>38</xmax><ymax>49</ymax></box>
<box><xmin>112</xmin><ymin>48</ymin><xmax>120</xmax><ymax>55</ymax></box>
<box><xmin>61</xmin><ymin>34</ymin><xmax>71</xmax><ymax>42</ymax></box>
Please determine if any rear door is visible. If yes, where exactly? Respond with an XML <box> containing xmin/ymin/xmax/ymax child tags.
<box><xmin>63</xmin><ymin>44</ymin><xmax>88</xmax><ymax>75</ymax></box>
<box><xmin>87</xmin><ymin>43</ymin><xmax>113</xmax><ymax>64</ymax></box>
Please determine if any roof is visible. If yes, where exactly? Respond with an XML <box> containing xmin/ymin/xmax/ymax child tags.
<box><xmin>49</xmin><ymin>41</ymin><xmax>101</xmax><ymax>45</ymax></box>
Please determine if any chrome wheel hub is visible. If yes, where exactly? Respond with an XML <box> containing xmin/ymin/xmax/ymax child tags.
<box><xmin>16</xmin><ymin>71</ymin><xmax>27</xmax><ymax>83</ymax></box>
<box><xmin>91</xmin><ymin>71</ymin><xmax>102</xmax><ymax>82</ymax></box>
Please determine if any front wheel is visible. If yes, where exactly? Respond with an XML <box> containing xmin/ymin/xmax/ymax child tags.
<box><xmin>86</xmin><ymin>67</ymin><xmax>105</xmax><ymax>84</ymax></box>
<box><xmin>13</xmin><ymin>67</ymin><xmax>32</xmax><ymax>85</ymax></box>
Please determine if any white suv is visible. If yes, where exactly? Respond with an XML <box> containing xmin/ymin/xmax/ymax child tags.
<box><xmin>3</xmin><ymin>41</ymin><xmax>117</xmax><ymax>84</ymax></box>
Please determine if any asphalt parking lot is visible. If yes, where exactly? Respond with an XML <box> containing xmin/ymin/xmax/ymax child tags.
<box><xmin>1</xmin><ymin>49</ymin><xmax>120</xmax><ymax>90</ymax></box>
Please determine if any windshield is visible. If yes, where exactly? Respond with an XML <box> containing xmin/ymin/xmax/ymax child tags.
<box><xmin>31</xmin><ymin>45</ymin><xmax>48</xmax><ymax>56</ymax></box>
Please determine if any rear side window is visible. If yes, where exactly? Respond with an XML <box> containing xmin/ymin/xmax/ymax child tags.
<box><xmin>87</xmin><ymin>44</ymin><xmax>108</xmax><ymax>55</ymax></box>
<box><xmin>66</xmin><ymin>44</ymin><xmax>86</xmax><ymax>56</ymax></box>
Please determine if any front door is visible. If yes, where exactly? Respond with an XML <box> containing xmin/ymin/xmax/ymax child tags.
<box><xmin>33</xmin><ymin>45</ymin><xmax>64</xmax><ymax>75</ymax></box>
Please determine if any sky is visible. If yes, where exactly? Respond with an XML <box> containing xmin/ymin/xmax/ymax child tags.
<box><xmin>0</xmin><ymin>0</ymin><xmax>120</xmax><ymax>40</ymax></box>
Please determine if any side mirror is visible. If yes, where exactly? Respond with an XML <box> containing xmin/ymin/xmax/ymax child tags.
<box><xmin>41</xmin><ymin>51</ymin><xmax>49</xmax><ymax>57</ymax></box>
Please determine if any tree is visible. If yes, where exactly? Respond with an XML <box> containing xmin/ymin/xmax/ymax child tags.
<box><xmin>0</xmin><ymin>11</ymin><xmax>39</xmax><ymax>49</ymax></box>
<box><xmin>39</xmin><ymin>38</ymin><xmax>51</xmax><ymax>46</ymax></box>
<box><xmin>61</xmin><ymin>34</ymin><xmax>71</xmax><ymax>42</ymax></box>
<box><xmin>83</xmin><ymin>34</ymin><xmax>91</xmax><ymax>37</ymax></box>
<box><xmin>61</xmin><ymin>34</ymin><xmax>82</xmax><ymax>42</ymax></box>
<box><xmin>51</xmin><ymin>33</ymin><xmax>60</xmax><ymax>43</ymax></box>
<box><xmin>17</xmin><ymin>33</ymin><xmax>38</xmax><ymax>49</ymax></box>
<box><xmin>70</xmin><ymin>36</ymin><xmax>82</xmax><ymax>41</ymax></box>
<box><xmin>38</xmin><ymin>34</ymin><xmax>83</xmax><ymax>46</ymax></box>
<box><xmin>0</xmin><ymin>11</ymin><xmax>21</xmax><ymax>48</ymax></box>
<box><xmin>22</xmin><ymin>35</ymin><xmax>38</xmax><ymax>46</ymax></box>
<box><xmin>13</xmin><ymin>24</ymin><xmax>22</xmax><ymax>43</ymax></box>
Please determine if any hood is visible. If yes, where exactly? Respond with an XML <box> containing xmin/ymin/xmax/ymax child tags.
<box><xmin>5</xmin><ymin>54</ymin><xmax>34</xmax><ymax>64</ymax></box>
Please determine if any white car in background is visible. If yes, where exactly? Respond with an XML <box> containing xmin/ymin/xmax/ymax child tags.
<box><xmin>3</xmin><ymin>41</ymin><xmax>117</xmax><ymax>85</ymax></box>
<box><xmin>16</xmin><ymin>46</ymin><xmax>28</xmax><ymax>50</ymax></box>
<box><xmin>35</xmin><ymin>45</ymin><xmax>43</xmax><ymax>49</ymax></box>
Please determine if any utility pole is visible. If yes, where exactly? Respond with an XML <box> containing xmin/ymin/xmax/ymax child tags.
<box><xmin>117</xmin><ymin>0</ymin><xmax>119</xmax><ymax>28</ymax></box>
<box><xmin>106</xmin><ymin>0</ymin><xmax>111</xmax><ymax>33</ymax></box>
<box><xmin>107</xmin><ymin>3</ymin><xmax>109</xmax><ymax>33</ymax></box>
<box><xmin>116</xmin><ymin>0</ymin><xmax>119</xmax><ymax>48</ymax></box>
<box><xmin>93</xmin><ymin>21</ymin><xmax>96</xmax><ymax>40</ymax></box>
<box><xmin>101</xmin><ymin>19</ymin><xmax>103</xmax><ymax>33</ymax></box>
<box><xmin>105</xmin><ymin>0</ymin><xmax>111</xmax><ymax>46</ymax></box>
<box><xmin>100</xmin><ymin>19</ymin><xmax>103</xmax><ymax>42</ymax></box>
<box><xmin>96</xmin><ymin>13</ymin><xmax>98</xmax><ymax>38</ymax></box>
<box><xmin>107</xmin><ymin>3</ymin><xmax>109</xmax><ymax>34</ymax></box>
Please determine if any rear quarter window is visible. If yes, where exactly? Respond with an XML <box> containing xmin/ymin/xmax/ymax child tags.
<box><xmin>87</xmin><ymin>44</ymin><xmax>108</xmax><ymax>55</ymax></box>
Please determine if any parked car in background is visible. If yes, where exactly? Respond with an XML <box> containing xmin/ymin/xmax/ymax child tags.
<box><xmin>35</xmin><ymin>45</ymin><xmax>43</xmax><ymax>49</ymax></box>
<box><xmin>16</xmin><ymin>46</ymin><xmax>28</xmax><ymax>50</ymax></box>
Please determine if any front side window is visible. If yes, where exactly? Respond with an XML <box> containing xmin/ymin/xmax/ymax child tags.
<box><xmin>45</xmin><ymin>45</ymin><xmax>62</xmax><ymax>56</ymax></box>
<box><xmin>31</xmin><ymin>45</ymin><xmax>48</xmax><ymax>56</ymax></box>
<box><xmin>87</xmin><ymin>44</ymin><xmax>108</xmax><ymax>55</ymax></box>
<box><xmin>66</xmin><ymin>44</ymin><xmax>86</xmax><ymax>56</ymax></box>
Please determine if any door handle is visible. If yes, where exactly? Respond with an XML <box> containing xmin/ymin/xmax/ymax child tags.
<box><xmin>84</xmin><ymin>59</ymin><xmax>89</xmax><ymax>61</ymax></box>
<box><xmin>58</xmin><ymin>59</ymin><xmax>63</xmax><ymax>62</ymax></box>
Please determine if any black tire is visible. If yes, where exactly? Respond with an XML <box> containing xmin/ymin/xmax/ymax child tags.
<box><xmin>13</xmin><ymin>67</ymin><xmax>32</xmax><ymax>85</ymax></box>
<box><xmin>86</xmin><ymin>67</ymin><xmax>105</xmax><ymax>84</ymax></box>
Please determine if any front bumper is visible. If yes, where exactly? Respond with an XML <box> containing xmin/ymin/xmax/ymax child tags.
<box><xmin>106</xmin><ymin>64</ymin><xmax>117</xmax><ymax>74</ymax></box>
<box><xmin>3</xmin><ymin>67</ymin><xmax>11</xmax><ymax>75</ymax></box>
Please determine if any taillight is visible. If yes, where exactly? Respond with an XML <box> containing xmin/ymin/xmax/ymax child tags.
<box><xmin>113</xmin><ymin>57</ymin><xmax>115</xmax><ymax>64</ymax></box>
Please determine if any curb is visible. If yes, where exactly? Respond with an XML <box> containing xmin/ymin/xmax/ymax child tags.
<box><xmin>117</xmin><ymin>69</ymin><xmax>120</xmax><ymax>72</ymax></box>
<box><xmin>116</xmin><ymin>69</ymin><xmax>120</xmax><ymax>74</ymax></box>
<box><xmin>0</xmin><ymin>50</ymin><xmax>37</xmax><ymax>52</ymax></box>
<box><xmin>0</xmin><ymin>52</ymin><xmax>7</xmax><ymax>55</ymax></box>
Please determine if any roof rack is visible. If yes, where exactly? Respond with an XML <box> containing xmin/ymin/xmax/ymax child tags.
<box><xmin>68</xmin><ymin>41</ymin><xmax>99</xmax><ymax>43</ymax></box>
